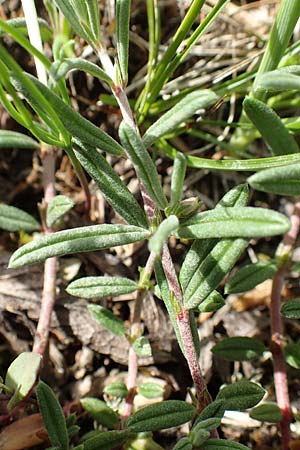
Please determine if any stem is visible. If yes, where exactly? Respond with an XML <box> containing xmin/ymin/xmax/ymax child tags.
<box><xmin>270</xmin><ymin>201</ymin><xmax>300</xmax><ymax>450</ymax></box>
<box><xmin>33</xmin><ymin>145</ymin><xmax>57</xmax><ymax>356</ymax></box>
<box><xmin>161</xmin><ymin>244</ymin><xmax>211</xmax><ymax>412</ymax></box>
<box><xmin>122</xmin><ymin>252</ymin><xmax>157</xmax><ymax>420</ymax></box>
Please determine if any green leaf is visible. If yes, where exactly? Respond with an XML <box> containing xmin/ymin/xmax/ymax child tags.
<box><xmin>36</xmin><ymin>381</ymin><xmax>69</xmax><ymax>450</ymax></box>
<box><xmin>148</xmin><ymin>215</ymin><xmax>179</xmax><ymax>255</ymax></box>
<box><xmin>5</xmin><ymin>352</ymin><xmax>41</xmax><ymax>411</ymax></box>
<box><xmin>82</xmin><ymin>430</ymin><xmax>133</xmax><ymax>450</ymax></box>
<box><xmin>189</xmin><ymin>428</ymin><xmax>210</xmax><ymax>447</ymax></box>
<box><xmin>243</xmin><ymin>96</ymin><xmax>299</xmax><ymax>156</ymax></box>
<box><xmin>191</xmin><ymin>417</ymin><xmax>221</xmax><ymax>433</ymax></box>
<box><xmin>250</xmin><ymin>402</ymin><xmax>282</xmax><ymax>422</ymax></box>
<box><xmin>180</xmin><ymin>185</ymin><xmax>250</xmax><ymax>309</ymax></box>
<box><xmin>201</xmin><ymin>439</ymin><xmax>251</xmax><ymax>450</ymax></box>
<box><xmin>142</xmin><ymin>90</ymin><xmax>218</xmax><ymax>147</ymax></box>
<box><xmin>133</xmin><ymin>336</ymin><xmax>152</xmax><ymax>357</ymax></box>
<box><xmin>125</xmin><ymin>400</ymin><xmax>195</xmax><ymax>432</ymax></box>
<box><xmin>212</xmin><ymin>337</ymin><xmax>266</xmax><ymax>361</ymax></box>
<box><xmin>0</xmin><ymin>204</ymin><xmax>40</xmax><ymax>232</ymax></box>
<box><xmin>137</xmin><ymin>382</ymin><xmax>164</xmax><ymax>399</ymax></box>
<box><xmin>225</xmin><ymin>260</ymin><xmax>278</xmax><ymax>294</ymax></box>
<box><xmin>0</xmin><ymin>17</ymin><xmax>52</xmax><ymax>42</ymax></box>
<box><xmin>248</xmin><ymin>163</ymin><xmax>300</xmax><ymax>196</ymax></box>
<box><xmin>216</xmin><ymin>380</ymin><xmax>265</xmax><ymax>411</ymax></box>
<box><xmin>54</xmin><ymin>0</ymin><xmax>96</xmax><ymax>47</ymax></box>
<box><xmin>284</xmin><ymin>342</ymin><xmax>300</xmax><ymax>368</ymax></box>
<box><xmin>169</xmin><ymin>152</ymin><xmax>187</xmax><ymax>209</ymax></box>
<box><xmin>8</xmin><ymin>224</ymin><xmax>150</xmax><ymax>268</ymax></box>
<box><xmin>177</xmin><ymin>207</ymin><xmax>290</xmax><ymax>239</ymax></box>
<box><xmin>255</xmin><ymin>68</ymin><xmax>300</xmax><ymax>93</ymax></box>
<box><xmin>198</xmin><ymin>291</ymin><xmax>225</xmax><ymax>313</ymax></box>
<box><xmin>85</xmin><ymin>0</ymin><xmax>101</xmax><ymax>43</ymax></box>
<box><xmin>50</xmin><ymin>58</ymin><xmax>112</xmax><ymax>85</ymax></box>
<box><xmin>103</xmin><ymin>382</ymin><xmax>128</xmax><ymax>398</ymax></box>
<box><xmin>196</xmin><ymin>400</ymin><xmax>226</xmax><ymax>423</ymax></box>
<box><xmin>67</xmin><ymin>276</ymin><xmax>137</xmax><ymax>299</ymax></box>
<box><xmin>46</xmin><ymin>195</ymin><xmax>75</xmax><ymax>228</ymax></box>
<box><xmin>26</xmin><ymin>74</ymin><xmax>124</xmax><ymax>155</ymax></box>
<box><xmin>0</xmin><ymin>130</ymin><xmax>39</xmax><ymax>149</ymax></box>
<box><xmin>172</xmin><ymin>437</ymin><xmax>193</xmax><ymax>450</ymax></box>
<box><xmin>72</xmin><ymin>139</ymin><xmax>148</xmax><ymax>228</ymax></box>
<box><xmin>80</xmin><ymin>398</ymin><xmax>119</xmax><ymax>428</ymax></box>
<box><xmin>119</xmin><ymin>122</ymin><xmax>167</xmax><ymax>209</ymax></box>
<box><xmin>281</xmin><ymin>299</ymin><xmax>300</xmax><ymax>319</ymax></box>
<box><xmin>88</xmin><ymin>304</ymin><xmax>126</xmax><ymax>337</ymax></box>
<box><xmin>116</xmin><ymin>0</ymin><xmax>131</xmax><ymax>84</ymax></box>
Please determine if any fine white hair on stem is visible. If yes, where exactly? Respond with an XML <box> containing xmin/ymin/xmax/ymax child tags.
<box><xmin>21</xmin><ymin>0</ymin><xmax>47</xmax><ymax>85</ymax></box>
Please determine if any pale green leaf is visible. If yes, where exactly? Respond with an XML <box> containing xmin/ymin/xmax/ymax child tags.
<box><xmin>133</xmin><ymin>336</ymin><xmax>152</xmax><ymax>357</ymax></box>
<box><xmin>80</xmin><ymin>398</ymin><xmax>119</xmax><ymax>428</ymax></box>
<box><xmin>67</xmin><ymin>276</ymin><xmax>137</xmax><ymax>299</ymax></box>
<box><xmin>88</xmin><ymin>304</ymin><xmax>126</xmax><ymax>337</ymax></box>
<box><xmin>116</xmin><ymin>0</ymin><xmax>131</xmax><ymax>84</ymax></box>
<box><xmin>0</xmin><ymin>204</ymin><xmax>40</xmax><ymax>232</ymax></box>
<box><xmin>149</xmin><ymin>215</ymin><xmax>179</xmax><ymax>254</ymax></box>
<box><xmin>248</xmin><ymin>163</ymin><xmax>300</xmax><ymax>196</ymax></box>
<box><xmin>50</xmin><ymin>58</ymin><xmax>112</xmax><ymax>85</ymax></box>
<box><xmin>8</xmin><ymin>224</ymin><xmax>150</xmax><ymax>268</ymax></box>
<box><xmin>46</xmin><ymin>195</ymin><xmax>74</xmax><ymax>228</ymax></box>
<box><xmin>0</xmin><ymin>130</ymin><xmax>39</xmax><ymax>149</ymax></box>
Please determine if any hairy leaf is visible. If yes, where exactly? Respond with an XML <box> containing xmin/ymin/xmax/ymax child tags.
<box><xmin>212</xmin><ymin>337</ymin><xmax>266</xmax><ymax>361</ymax></box>
<box><xmin>8</xmin><ymin>224</ymin><xmax>150</xmax><ymax>268</ymax></box>
<box><xmin>216</xmin><ymin>380</ymin><xmax>265</xmax><ymax>411</ymax></box>
<box><xmin>284</xmin><ymin>342</ymin><xmax>300</xmax><ymax>368</ymax></box>
<box><xmin>133</xmin><ymin>336</ymin><xmax>152</xmax><ymax>357</ymax></box>
<box><xmin>177</xmin><ymin>207</ymin><xmax>290</xmax><ymax>239</ymax></box>
<box><xmin>83</xmin><ymin>430</ymin><xmax>133</xmax><ymax>450</ymax></box>
<box><xmin>88</xmin><ymin>304</ymin><xmax>126</xmax><ymax>337</ymax></box>
<box><xmin>201</xmin><ymin>439</ymin><xmax>251</xmax><ymax>450</ymax></box>
<box><xmin>149</xmin><ymin>215</ymin><xmax>179</xmax><ymax>254</ymax></box>
<box><xmin>281</xmin><ymin>299</ymin><xmax>300</xmax><ymax>319</ymax></box>
<box><xmin>80</xmin><ymin>398</ymin><xmax>119</xmax><ymax>428</ymax></box>
<box><xmin>50</xmin><ymin>58</ymin><xmax>112</xmax><ymax>85</ymax></box>
<box><xmin>0</xmin><ymin>204</ymin><xmax>40</xmax><ymax>232</ymax></box>
<box><xmin>0</xmin><ymin>130</ymin><xmax>39</xmax><ymax>149</ymax></box>
<box><xmin>225</xmin><ymin>260</ymin><xmax>277</xmax><ymax>294</ymax></box>
<box><xmin>199</xmin><ymin>291</ymin><xmax>225</xmax><ymax>313</ymax></box>
<box><xmin>143</xmin><ymin>90</ymin><xmax>218</xmax><ymax>147</ymax></box>
<box><xmin>137</xmin><ymin>382</ymin><xmax>164</xmax><ymax>399</ymax></box>
<box><xmin>250</xmin><ymin>403</ymin><xmax>282</xmax><ymax>423</ymax></box>
<box><xmin>116</xmin><ymin>0</ymin><xmax>131</xmax><ymax>83</ymax></box>
<box><xmin>73</xmin><ymin>139</ymin><xmax>148</xmax><ymax>228</ymax></box>
<box><xmin>244</xmin><ymin>96</ymin><xmax>299</xmax><ymax>155</ymax></box>
<box><xmin>119</xmin><ymin>122</ymin><xmax>167</xmax><ymax>209</ymax></box>
<box><xmin>67</xmin><ymin>276</ymin><xmax>137</xmax><ymax>299</ymax></box>
<box><xmin>36</xmin><ymin>381</ymin><xmax>69</xmax><ymax>450</ymax></box>
<box><xmin>125</xmin><ymin>401</ymin><xmax>195</xmax><ymax>432</ymax></box>
<box><xmin>46</xmin><ymin>195</ymin><xmax>74</xmax><ymax>228</ymax></box>
<box><xmin>248</xmin><ymin>163</ymin><xmax>300</xmax><ymax>196</ymax></box>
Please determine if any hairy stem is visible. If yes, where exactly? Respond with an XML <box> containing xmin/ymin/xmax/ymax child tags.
<box><xmin>122</xmin><ymin>252</ymin><xmax>157</xmax><ymax>420</ymax></box>
<box><xmin>33</xmin><ymin>145</ymin><xmax>57</xmax><ymax>355</ymax></box>
<box><xmin>270</xmin><ymin>201</ymin><xmax>300</xmax><ymax>450</ymax></box>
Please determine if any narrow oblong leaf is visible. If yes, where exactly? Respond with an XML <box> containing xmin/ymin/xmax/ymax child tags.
<box><xmin>103</xmin><ymin>382</ymin><xmax>128</xmax><ymax>398</ymax></box>
<box><xmin>194</xmin><ymin>400</ymin><xmax>226</xmax><ymax>426</ymax></box>
<box><xmin>73</xmin><ymin>139</ymin><xmax>148</xmax><ymax>228</ymax></box>
<box><xmin>180</xmin><ymin>185</ymin><xmax>250</xmax><ymax>309</ymax></box>
<box><xmin>243</xmin><ymin>96</ymin><xmax>299</xmax><ymax>155</ymax></box>
<box><xmin>5</xmin><ymin>352</ymin><xmax>41</xmax><ymax>411</ymax></box>
<box><xmin>250</xmin><ymin>403</ymin><xmax>282</xmax><ymax>423</ymax></box>
<box><xmin>0</xmin><ymin>204</ymin><xmax>40</xmax><ymax>232</ymax></box>
<box><xmin>284</xmin><ymin>342</ymin><xmax>300</xmax><ymax>368</ymax></box>
<box><xmin>82</xmin><ymin>430</ymin><xmax>133</xmax><ymax>450</ymax></box>
<box><xmin>0</xmin><ymin>130</ymin><xmax>39</xmax><ymax>149</ymax></box>
<box><xmin>67</xmin><ymin>276</ymin><xmax>137</xmax><ymax>299</ymax></box>
<box><xmin>212</xmin><ymin>337</ymin><xmax>266</xmax><ymax>361</ymax></box>
<box><xmin>149</xmin><ymin>215</ymin><xmax>179</xmax><ymax>254</ymax></box>
<box><xmin>216</xmin><ymin>380</ymin><xmax>265</xmax><ymax>411</ymax></box>
<box><xmin>201</xmin><ymin>439</ymin><xmax>251</xmax><ymax>450</ymax></box>
<box><xmin>116</xmin><ymin>0</ymin><xmax>131</xmax><ymax>84</ymax></box>
<box><xmin>133</xmin><ymin>336</ymin><xmax>152</xmax><ymax>357</ymax></box>
<box><xmin>177</xmin><ymin>207</ymin><xmax>290</xmax><ymax>239</ymax></box>
<box><xmin>36</xmin><ymin>381</ymin><xmax>69</xmax><ymax>450</ymax></box>
<box><xmin>50</xmin><ymin>58</ymin><xmax>112</xmax><ymax>85</ymax></box>
<box><xmin>248</xmin><ymin>163</ymin><xmax>300</xmax><ymax>196</ymax></box>
<box><xmin>85</xmin><ymin>0</ymin><xmax>101</xmax><ymax>43</ymax></box>
<box><xmin>80</xmin><ymin>398</ymin><xmax>119</xmax><ymax>428</ymax></box>
<box><xmin>169</xmin><ymin>152</ymin><xmax>187</xmax><ymax>208</ymax></box>
<box><xmin>198</xmin><ymin>291</ymin><xmax>225</xmax><ymax>313</ymax></box>
<box><xmin>46</xmin><ymin>195</ymin><xmax>74</xmax><ymax>228</ymax></box>
<box><xmin>26</xmin><ymin>74</ymin><xmax>124</xmax><ymax>155</ymax></box>
<box><xmin>173</xmin><ymin>437</ymin><xmax>193</xmax><ymax>450</ymax></box>
<box><xmin>281</xmin><ymin>299</ymin><xmax>300</xmax><ymax>319</ymax></box>
<box><xmin>88</xmin><ymin>304</ymin><xmax>126</xmax><ymax>337</ymax></box>
<box><xmin>143</xmin><ymin>89</ymin><xmax>219</xmax><ymax>147</ymax></box>
<box><xmin>125</xmin><ymin>400</ymin><xmax>195</xmax><ymax>432</ymax></box>
<box><xmin>119</xmin><ymin>122</ymin><xmax>167</xmax><ymax>209</ymax></box>
<box><xmin>8</xmin><ymin>224</ymin><xmax>150</xmax><ymax>269</ymax></box>
<box><xmin>255</xmin><ymin>69</ymin><xmax>300</xmax><ymax>93</ymax></box>
<box><xmin>225</xmin><ymin>260</ymin><xmax>277</xmax><ymax>294</ymax></box>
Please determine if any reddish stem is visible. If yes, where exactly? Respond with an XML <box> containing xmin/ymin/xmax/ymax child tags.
<box><xmin>32</xmin><ymin>145</ymin><xmax>57</xmax><ymax>356</ymax></box>
<box><xmin>270</xmin><ymin>201</ymin><xmax>300</xmax><ymax>450</ymax></box>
